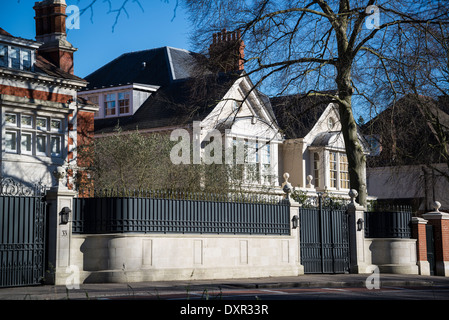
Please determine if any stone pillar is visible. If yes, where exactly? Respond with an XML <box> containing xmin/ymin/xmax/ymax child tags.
<box><xmin>347</xmin><ymin>189</ymin><xmax>371</xmax><ymax>274</ymax></box>
<box><xmin>46</xmin><ymin>167</ymin><xmax>77</xmax><ymax>285</ymax></box>
<box><xmin>422</xmin><ymin>201</ymin><xmax>449</xmax><ymax>276</ymax></box>
<box><xmin>411</xmin><ymin>217</ymin><xmax>430</xmax><ymax>275</ymax></box>
<box><xmin>282</xmin><ymin>172</ymin><xmax>304</xmax><ymax>275</ymax></box>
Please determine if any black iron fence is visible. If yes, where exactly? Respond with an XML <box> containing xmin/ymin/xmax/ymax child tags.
<box><xmin>364</xmin><ymin>205</ymin><xmax>412</xmax><ymax>239</ymax></box>
<box><xmin>0</xmin><ymin>178</ymin><xmax>47</xmax><ymax>288</ymax></box>
<box><xmin>72</xmin><ymin>190</ymin><xmax>290</xmax><ymax>235</ymax></box>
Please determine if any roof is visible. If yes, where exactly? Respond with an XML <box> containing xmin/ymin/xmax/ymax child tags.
<box><xmin>83</xmin><ymin>47</ymin><xmax>206</xmax><ymax>90</ymax></box>
<box><xmin>94</xmin><ymin>71</ymin><xmax>241</xmax><ymax>134</ymax></box>
<box><xmin>270</xmin><ymin>92</ymin><xmax>337</xmax><ymax>139</ymax></box>
<box><xmin>0</xmin><ymin>27</ymin><xmax>13</xmax><ymax>38</ymax></box>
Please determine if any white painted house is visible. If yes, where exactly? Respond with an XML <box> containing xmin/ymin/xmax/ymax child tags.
<box><xmin>79</xmin><ymin>30</ymin><xmax>369</xmax><ymax>197</ymax></box>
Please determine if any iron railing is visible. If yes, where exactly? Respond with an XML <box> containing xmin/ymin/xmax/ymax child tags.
<box><xmin>364</xmin><ymin>205</ymin><xmax>412</xmax><ymax>239</ymax></box>
<box><xmin>0</xmin><ymin>178</ymin><xmax>47</xmax><ymax>288</ymax></box>
<box><xmin>72</xmin><ymin>190</ymin><xmax>290</xmax><ymax>235</ymax></box>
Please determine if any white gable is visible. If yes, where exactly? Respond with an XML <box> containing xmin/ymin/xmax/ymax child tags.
<box><xmin>201</xmin><ymin>75</ymin><xmax>281</xmax><ymax>141</ymax></box>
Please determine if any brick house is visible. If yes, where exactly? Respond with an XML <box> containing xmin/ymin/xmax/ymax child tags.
<box><xmin>0</xmin><ymin>0</ymin><xmax>97</xmax><ymax>189</ymax></box>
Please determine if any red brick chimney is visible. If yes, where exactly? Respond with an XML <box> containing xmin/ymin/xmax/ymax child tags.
<box><xmin>34</xmin><ymin>0</ymin><xmax>77</xmax><ymax>74</ymax></box>
<box><xmin>209</xmin><ymin>29</ymin><xmax>245</xmax><ymax>73</ymax></box>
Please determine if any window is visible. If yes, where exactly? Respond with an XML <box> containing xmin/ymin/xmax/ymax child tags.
<box><xmin>0</xmin><ymin>45</ymin><xmax>7</xmax><ymax>67</ymax></box>
<box><xmin>5</xmin><ymin>113</ymin><xmax>17</xmax><ymax>126</ymax></box>
<box><xmin>89</xmin><ymin>96</ymin><xmax>100</xmax><ymax>117</ymax></box>
<box><xmin>118</xmin><ymin>92</ymin><xmax>130</xmax><ymax>114</ymax></box>
<box><xmin>5</xmin><ymin>131</ymin><xmax>17</xmax><ymax>153</ymax></box>
<box><xmin>3</xmin><ymin>113</ymin><xmax>64</xmax><ymax>158</ymax></box>
<box><xmin>105</xmin><ymin>93</ymin><xmax>116</xmax><ymax>116</ymax></box>
<box><xmin>51</xmin><ymin>136</ymin><xmax>61</xmax><ymax>157</ymax></box>
<box><xmin>21</xmin><ymin>49</ymin><xmax>31</xmax><ymax>71</ymax></box>
<box><xmin>313</xmin><ymin>153</ymin><xmax>320</xmax><ymax>188</ymax></box>
<box><xmin>0</xmin><ymin>45</ymin><xmax>34</xmax><ymax>71</ymax></box>
<box><xmin>10</xmin><ymin>47</ymin><xmax>20</xmax><ymax>69</ymax></box>
<box><xmin>340</xmin><ymin>154</ymin><xmax>350</xmax><ymax>189</ymax></box>
<box><xmin>36</xmin><ymin>117</ymin><xmax>47</xmax><ymax>130</ymax></box>
<box><xmin>51</xmin><ymin>119</ymin><xmax>62</xmax><ymax>132</ymax></box>
<box><xmin>21</xmin><ymin>133</ymin><xmax>32</xmax><ymax>154</ymax></box>
<box><xmin>21</xmin><ymin>115</ymin><xmax>32</xmax><ymax>128</ymax></box>
<box><xmin>329</xmin><ymin>152</ymin><xmax>337</xmax><ymax>188</ymax></box>
<box><xmin>36</xmin><ymin>135</ymin><xmax>47</xmax><ymax>155</ymax></box>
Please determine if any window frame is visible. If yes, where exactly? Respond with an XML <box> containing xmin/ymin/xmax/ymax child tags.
<box><xmin>3</xmin><ymin>113</ymin><xmax>64</xmax><ymax>158</ymax></box>
<box><xmin>104</xmin><ymin>93</ymin><xmax>117</xmax><ymax>116</ymax></box>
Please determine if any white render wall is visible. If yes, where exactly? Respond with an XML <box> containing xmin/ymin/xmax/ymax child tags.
<box><xmin>68</xmin><ymin>232</ymin><xmax>303</xmax><ymax>284</ymax></box>
<box><xmin>364</xmin><ymin>238</ymin><xmax>419</xmax><ymax>274</ymax></box>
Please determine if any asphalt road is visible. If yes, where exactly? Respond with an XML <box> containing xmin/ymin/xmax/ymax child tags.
<box><xmin>101</xmin><ymin>284</ymin><xmax>449</xmax><ymax>300</ymax></box>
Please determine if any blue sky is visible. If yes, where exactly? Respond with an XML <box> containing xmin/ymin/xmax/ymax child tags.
<box><xmin>0</xmin><ymin>0</ymin><xmax>193</xmax><ymax>78</ymax></box>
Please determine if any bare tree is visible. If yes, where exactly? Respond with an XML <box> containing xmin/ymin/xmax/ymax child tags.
<box><xmin>182</xmin><ymin>0</ymin><xmax>449</xmax><ymax>205</ymax></box>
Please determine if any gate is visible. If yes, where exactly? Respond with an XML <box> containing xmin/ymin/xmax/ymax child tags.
<box><xmin>0</xmin><ymin>178</ymin><xmax>47</xmax><ymax>288</ymax></box>
<box><xmin>426</xmin><ymin>224</ymin><xmax>436</xmax><ymax>276</ymax></box>
<box><xmin>299</xmin><ymin>196</ymin><xmax>350</xmax><ymax>274</ymax></box>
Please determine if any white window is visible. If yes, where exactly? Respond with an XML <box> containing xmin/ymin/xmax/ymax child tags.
<box><xmin>5</xmin><ymin>113</ymin><xmax>17</xmax><ymax>126</ymax></box>
<box><xmin>50</xmin><ymin>136</ymin><xmax>61</xmax><ymax>157</ymax></box>
<box><xmin>10</xmin><ymin>47</ymin><xmax>20</xmax><ymax>69</ymax></box>
<box><xmin>313</xmin><ymin>153</ymin><xmax>320</xmax><ymax>188</ymax></box>
<box><xmin>21</xmin><ymin>49</ymin><xmax>31</xmax><ymax>71</ymax></box>
<box><xmin>36</xmin><ymin>117</ymin><xmax>47</xmax><ymax>130</ymax></box>
<box><xmin>118</xmin><ymin>92</ymin><xmax>130</xmax><ymax>114</ymax></box>
<box><xmin>21</xmin><ymin>115</ymin><xmax>33</xmax><ymax>128</ymax></box>
<box><xmin>89</xmin><ymin>95</ymin><xmax>100</xmax><ymax>117</ymax></box>
<box><xmin>36</xmin><ymin>135</ymin><xmax>47</xmax><ymax>156</ymax></box>
<box><xmin>5</xmin><ymin>131</ymin><xmax>17</xmax><ymax>153</ymax></box>
<box><xmin>339</xmin><ymin>154</ymin><xmax>350</xmax><ymax>189</ymax></box>
<box><xmin>105</xmin><ymin>93</ymin><xmax>116</xmax><ymax>116</ymax></box>
<box><xmin>51</xmin><ymin>119</ymin><xmax>62</xmax><ymax>132</ymax></box>
<box><xmin>0</xmin><ymin>45</ymin><xmax>34</xmax><ymax>71</ymax></box>
<box><xmin>329</xmin><ymin>152</ymin><xmax>338</xmax><ymax>188</ymax></box>
<box><xmin>3</xmin><ymin>113</ymin><xmax>64</xmax><ymax>158</ymax></box>
<box><xmin>21</xmin><ymin>133</ymin><xmax>32</xmax><ymax>155</ymax></box>
<box><xmin>0</xmin><ymin>45</ymin><xmax>7</xmax><ymax>68</ymax></box>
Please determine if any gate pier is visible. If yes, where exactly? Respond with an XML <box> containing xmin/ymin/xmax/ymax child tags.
<box><xmin>46</xmin><ymin>168</ymin><xmax>76</xmax><ymax>286</ymax></box>
<box><xmin>347</xmin><ymin>189</ymin><xmax>373</xmax><ymax>274</ymax></box>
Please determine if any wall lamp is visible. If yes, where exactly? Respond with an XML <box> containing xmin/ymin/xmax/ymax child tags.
<box><xmin>60</xmin><ymin>207</ymin><xmax>71</xmax><ymax>225</ymax></box>
<box><xmin>292</xmin><ymin>215</ymin><xmax>299</xmax><ymax>229</ymax></box>
<box><xmin>357</xmin><ymin>218</ymin><xmax>364</xmax><ymax>232</ymax></box>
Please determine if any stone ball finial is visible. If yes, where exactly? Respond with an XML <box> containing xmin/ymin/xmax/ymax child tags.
<box><xmin>349</xmin><ymin>189</ymin><xmax>358</xmax><ymax>203</ymax></box>
<box><xmin>433</xmin><ymin>201</ymin><xmax>441</xmax><ymax>212</ymax></box>
<box><xmin>282</xmin><ymin>172</ymin><xmax>292</xmax><ymax>196</ymax></box>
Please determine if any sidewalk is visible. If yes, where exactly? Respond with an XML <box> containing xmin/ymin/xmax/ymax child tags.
<box><xmin>0</xmin><ymin>273</ymin><xmax>448</xmax><ymax>300</ymax></box>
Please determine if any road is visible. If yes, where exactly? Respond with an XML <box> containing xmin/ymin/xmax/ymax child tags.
<box><xmin>103</xmin><ymin>284</ymin><xmax>449</xmax><ymax>300</ymax></box>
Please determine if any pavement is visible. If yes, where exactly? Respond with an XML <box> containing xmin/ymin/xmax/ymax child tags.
<box><xmin>0</xmin><ymin>273</ymin><xmax>449</xmax><ymax>300</ymax></box>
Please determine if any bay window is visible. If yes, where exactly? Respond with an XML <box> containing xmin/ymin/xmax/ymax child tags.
<box><xmin>4</xmin><ymin>112</ymin><xmax>64</xmax><ymax>158</ymax></box>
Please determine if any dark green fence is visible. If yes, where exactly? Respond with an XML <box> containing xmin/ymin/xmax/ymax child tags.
<box><xmin>72</xmin><ymin>191</ymin><xmax>290</xmax><ymax>235</ymax></box>
<box><xmin>364</xmin><ymin>205</ymin><xmax>412</xmax><ymax>239</ymax></box>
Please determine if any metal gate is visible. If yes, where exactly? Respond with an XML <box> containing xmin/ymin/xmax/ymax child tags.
<box><xmin>0</xmin><ymin>178</ymin><xmax>47</xmax><ymax>288</ymax></box>
<box><xmin>299</xmin><ymin>196</ymin><xmax>350</xmax><ymax>274</ymax></box>
<box><xmin>426</xmin><ymin>224</ymin><xmax>436</xmax><ymax>276</ymax></box>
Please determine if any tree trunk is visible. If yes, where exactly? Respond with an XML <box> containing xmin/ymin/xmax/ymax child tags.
<box><xmin>336</xmin><ymin>63</ymin><xmax>367</xmax><ymax>206</ymax></box>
